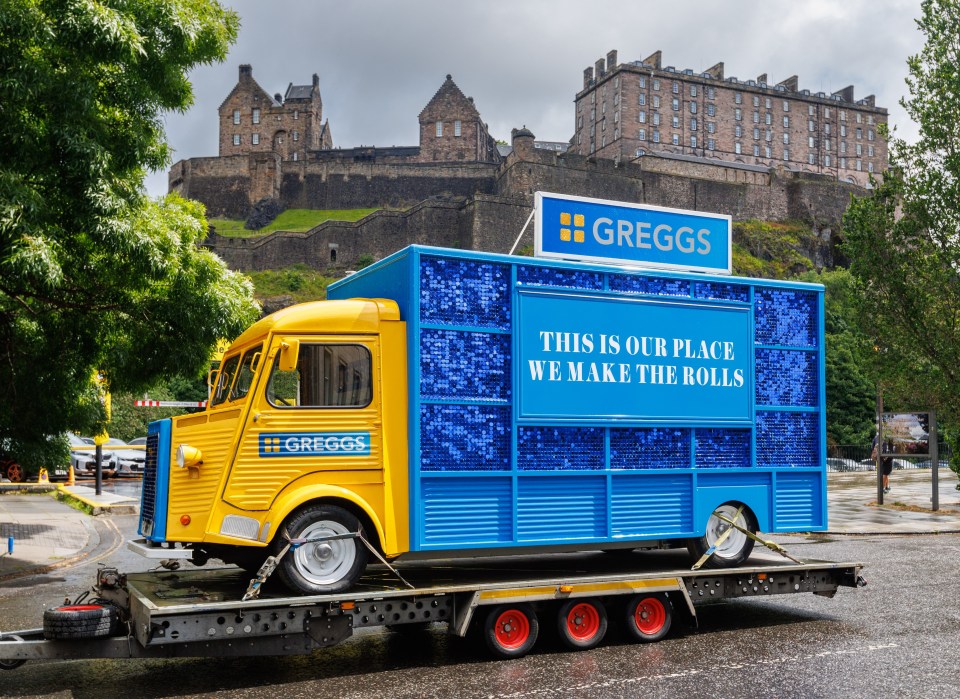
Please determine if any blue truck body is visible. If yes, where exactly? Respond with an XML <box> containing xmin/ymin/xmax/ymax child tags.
<box><xmin>327</xmin><ymin>245</ymin><xmax>827</xmax><ymax>554</ymax></box>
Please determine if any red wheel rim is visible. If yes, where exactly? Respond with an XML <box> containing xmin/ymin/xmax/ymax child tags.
<box><xmin>494</xmin><ymin>609</ymin><xmax>531</xmax><ymax>650</ymax></box>
<box><xmin>633</xmin><ymin>597</ymin><xmax>666</xmax><ymax>635</ymax></box>
<box><xmin>566</xmin><ymin>602</ymin><xmax>601</xmax><ymax>641</ymax></box>
<box><xmin>7</xmin><ymin>463</ymin><xmax>22</xmax><ymax>482</ymax></box>
<box><xmin>57</xmin><ymin>605</ymin><xmax>105</xmax><ymax>612</ymax></box>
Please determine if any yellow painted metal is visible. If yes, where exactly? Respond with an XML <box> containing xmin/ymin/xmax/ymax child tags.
<box><xmin>165</xmin><ymin>299</ymin><xmax>410</xmax><ymax>557</ymax></box>
<box><xmin>477</xmin><ymin>578</ymin><xmax>681</xmax><ymax>602</ymax></box>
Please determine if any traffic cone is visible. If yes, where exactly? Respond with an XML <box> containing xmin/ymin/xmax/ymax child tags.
<box><xmin>66</xmin><ymin>465</ymin><xmax>75</xmax><ymax>486</ymax></box>
<box><xmin>38</xmin><ymin>468</ymin><xmax>49</xmax><ymax>484</ymax></box>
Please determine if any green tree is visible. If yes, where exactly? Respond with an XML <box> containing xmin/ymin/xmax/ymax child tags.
<box><xmin>0</xmin><ymin>0</ymin><xmax>259</xmax><ymax>469</ymax></box>
<box><xmin>842</xmin><ymin>0</ymin><xmax>960</xmax><ymax>472</ymax></box>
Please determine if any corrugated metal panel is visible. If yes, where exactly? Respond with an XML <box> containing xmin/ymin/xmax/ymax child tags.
<box><xmin>611</xmin><ymin>475</ymin><xmax>693</xmax><ymax>536</ymax></box>
<box><xmin>517</xmin><ymin>476</ymin><xmax>607</xmax><ymax>542</ymax></box>
<box><xmin>775</xmin><ymin>472</ymin><xmax>822</xmax><ymax>528</ymax></box>
<box><xmin>421</xmin><ymin>477</ymin><xmax>512</xmax><ymax>546</ymax></box>
<box><xmin>141</xmin><ymin>431</ymin><xmax>159</xmax><ymax>531</ymax></box>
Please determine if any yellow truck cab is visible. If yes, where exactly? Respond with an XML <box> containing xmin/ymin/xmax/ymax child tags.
<box><xmin>136</xmin><ymin>298</ymin><xmax>409</xmax><ymax>594</ymax></box>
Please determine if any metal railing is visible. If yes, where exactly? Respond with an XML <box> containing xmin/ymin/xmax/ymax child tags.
<box><xmin>826</xmin><ymin>443</ymin><xmax>953</xmax><ymax>472</ymax></box>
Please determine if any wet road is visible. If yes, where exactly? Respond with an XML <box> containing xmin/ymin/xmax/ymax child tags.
<box><xmin>0</xmin><ymin>501</ymin><xmax>956</xmax><ymax>697</ymax></box>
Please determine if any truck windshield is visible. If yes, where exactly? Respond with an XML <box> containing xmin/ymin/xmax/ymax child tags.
<box><xmin>209</xmin><ymin>345</ymin><xmax>263</xmax><ymax>407</ymax></box>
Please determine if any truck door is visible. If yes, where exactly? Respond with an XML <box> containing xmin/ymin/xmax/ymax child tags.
<box><xmin>222</xmin><ymin>336</ymin><xmax>383</xmax><ymax>512</ymax></box>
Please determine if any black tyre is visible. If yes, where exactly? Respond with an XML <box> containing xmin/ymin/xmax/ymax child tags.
<box><xmin>42</xmin><ymin>604</ymin><xmax>119</xmax><ymax>640</ymax></box>
<box><xmin>624</xmin><ymin>593</ymin><xmax>673</xmax><ymax>643</ymax></box>
<box><xmin>686</xmin><ymin>503</ymin><xmax>757</xmax><ymax>569</ymax></box>
<box><xmin>556</xmin><ymin>598</ymin><xmax>607</xmax><ymax>650</ymax></box>
<box><xmin>483</xmin><ymin>604</ymin><xmax>539</xmax><ymax>659</ymax></box>
<box><xmin>274</xmin><ymin>504</ymin><xmax>368</xmax><ymax>595</ymax></box>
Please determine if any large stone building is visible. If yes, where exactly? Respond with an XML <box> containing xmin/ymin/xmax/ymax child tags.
<box><xmin>219</xmin><ymin>65</ymin><xmax>332</xmax><ymax>162</ymax></box>
<box><xmin>570</xmin><ymin>50</ymin><xmax>887</xmax><ymax>187</ymax></box>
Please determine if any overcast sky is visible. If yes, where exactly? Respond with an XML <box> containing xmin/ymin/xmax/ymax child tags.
<box><xmin>145</xmin><ymin>0</ymin><xmax>925</xmax><ymax>197</ymax></box>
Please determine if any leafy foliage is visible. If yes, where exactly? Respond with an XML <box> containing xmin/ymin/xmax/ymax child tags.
<box><xmin>0</xmin><ymin>0</ymin><xmax>259</xmax><ymax>469</ymax></box>
<box><xmin>732</xmin><ymin>220</ymin><xmax>817</xmax><ymax>278</ymax></box>
<box><xmin>245</xmin><ymin>264</ymin><xmax>335</xmax><ymax>304</ymax></box>
<box><xmin>842</xmin><ymin>0</ymin><xmax>960</xmax><ymax>476</ymax></box>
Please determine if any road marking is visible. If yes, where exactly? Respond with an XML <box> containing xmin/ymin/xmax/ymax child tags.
<box><xmin>487</xmin><ymin>643</ymin><xmax>899</xmax><ymax>698</ymax></box>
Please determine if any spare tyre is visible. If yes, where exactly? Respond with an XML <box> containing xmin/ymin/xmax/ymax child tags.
<box><xmin>43</xmin><ymin>604</ymin><xmax>119</xmax><ymax>640</ymax></box>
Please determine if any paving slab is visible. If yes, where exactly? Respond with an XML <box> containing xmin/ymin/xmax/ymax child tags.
<box><xmin>0</xmin><ymin>493</ymin><xmax>97</xmax><ymax>580</ymax></box>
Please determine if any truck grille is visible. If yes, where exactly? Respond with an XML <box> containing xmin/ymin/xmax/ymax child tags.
<box><xmin>141</xmin><ymin>432</ymin><xmax>159</xmax><ymax>534</ymax></box>
<box><xmin>139</xmin><ymin>419</ymin><xmax>171</xmax><ymax>541</ymax></box>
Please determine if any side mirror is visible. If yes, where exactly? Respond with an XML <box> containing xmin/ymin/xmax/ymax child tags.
<box><xmin>279</xmin><ymin>339</ymin><xmax>300</xmax><ymax>373</ymax></box>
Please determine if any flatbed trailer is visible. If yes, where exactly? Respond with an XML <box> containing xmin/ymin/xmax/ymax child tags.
<box><xmin>0</xmin><ymin>550</ymin><xmax>863</xmax><ymax>667</ymax></box>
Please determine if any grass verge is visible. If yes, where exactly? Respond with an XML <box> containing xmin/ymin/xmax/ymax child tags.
<box><xmin>210</xmin><ymin>208</ymin><xmax>379</xmax><ymax>237</ymax></box>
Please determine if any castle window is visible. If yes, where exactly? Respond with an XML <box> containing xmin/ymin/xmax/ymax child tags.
<box><xmin>691</xmin><ymin>118</ymin><xmax>698</xmax><ymax>131</ymax></box>
<box><xmin>653</xmin><ymin>79</ymin><xmax>660</xmax><ymax>91</ymax></box>
<box><xmin>826</xmin><ymin>138</ymin><xmax>832</xmax><ymax>150</ymax></box>
<box><xmin>435</xmin><ymin>121</ymin><xmax>443</xmax><ymax>137</ymax></box>
<box><xmin>614</xmin><ymin>111</ymin><xmax>619</xmax><ymax>123</ymax></box>
<box><xmin>857</xmin><ymin>113</ymin><xmax>863</xmax><ymax>124</ymax></box>
<box><xmin>690</xmin><ymin>85</ymin><xmax>697</xmax><ymax>97</ymax></box>
<box><xmin>824</xmin><ymin>107</ymin><xmax>831</xmax><ymax>118</ymax></box>
<box><xmin>652</xmin><ymin>112</ymin><xmax>660</xmax><ymax>126</ymax></box>
<box><xmin>808</xmin><ymin>120</ymin><xmax>815</xmax><ymax>132</ymax></box>
<box><xmin>808</xmin><ymin>136</ymin><xmax>814</xmax><ymax>148</ymax></box>
<box><xmin>652</xmin><ymin>130</ymin><xmax>660</xmax><ymax>143</ymax></box>
<box><xmin>840</xmin><ymin>157</ymin><xmax>846</xmax><ymax>168</ymax></box>
<box><xmin>252</xmin><ymin>108</ymin><xmax>260</xmax><ymax>124</ymax></box>
<box><xmin>753</xmin><ymin>111</ymin><xmax>759</xmax><ymax>123</ymax></box>
<box><xmin>707</xmin><ymin>87</ymin><xmax>715</xmax><ymax>99</ymax></box>
<box><xmin>690</xmin><ymin>101</ymin><xmax>697</xmax><ymax>114</ymax></box>
<box><xmin>690</xmin><ymin>135</ymin><xmax>697</xmax><ymax>148</ymax></box>
<box><xmin>868</xmin><ymin>129</ymin><xmax>875</xmax><ymax>141</ymax></box>
<box><xmin>454</xmin><ymin>120</ymin><xmax>461</xmax><ymax>136</ymax></box>
<box><xmin>841</xmin><ymin>141</ymin><xmax>847</xmax><ymax>153</ymax></box>
<box><xmin>638</xmin><ymin>111</ymin><xmax>646</xmax><ymax>124</ymax></box>
<box><xmin>840</xmin><ymin>110</ymin><xmax>846</xmax><ymax>122</ymax></box>
<box><xmin>825</xmin><ymin>123</ymin><xmax>831</xmax><ymax>135</ymax></box>
<box><xmin>784</xmin><ymin>148</ymin><xmax>790</xmax><ymax>160</ymax></box>
<box><xmin>856</xmin><ymin>159</ymin><xmax>862</xmax><ymax>171</ymax></box>
<box><xmin>672</xmin><ymin>115</ymin><xmax>679</xmax><ymax>128</ymax></box>
<box><xmin>293</xmin><ymin>152</ymin><xmax>298</xmax><ymax>161</ymax></box>
<box><xmin>766</xmin><ymin>130</ymin><xmax>772</xmax><ymax>141</ymax></box>
<box><xmin>252</xmin><ymin>133</ymin><xmax>259</xmax><ymax>145</ymax></box>
<box><xmin>824</xmin><ymin>154</ymin><xmax>831</xmax><ymax>167</ymax></box>
<box><xmin>753</xmin><ymin>95</ymin><xmax>759</xmax><ymax>107</ymax></box>
<box><xmin>765</xmin><ymin>145</ymin><xmax>772</xmax><ymax>158</ymax></box>
<box><xmin>856</xmin><ymin>127</ymin><xmax>862</xmax><ymax>139</ymax></box>
<box><xmin>672</xmin><ymin>81</ymin><xmax>679</xmax><ymax>94</ymax></box>
<box><xmin>868</xmin><ymin>145</ymin><xmax>874</xmax><ymax>156</ymax></box>
<box><xmin>233</xmin><ymin>109</ymin><xmax>240</xmax><ymax>125</ymax></box>
<box><xmin>783</xmin><ymin>101</ymin><xmax>789</xmax><ymax>112</ymax></box>
<box><xmin>294</xmin><ymin>110</ymin><xmax>299</xmax><ymax>120</ymax></box>
<box><xmin>783</xmin><ymin>116</ymin><xmax>789</xmax><ymax>128</ymax></box>
<box><xmin>753</xmin><ymin>127</ymin><xmax>759</xmax><ymax>139</ymax></box>
<box><xmin>707</xmin><ymin>103</ymin><xmax>715</xmax><ymax>116</ymax></box>
<box><xmin>233</xmin><ymin>134</ymin><xmax>240</xmax><ymax>146</ymax></box>
<box><xmin>707</xmin><ymin>138</ymin><xmax>715</xmax><ymax>151</ymax></box>
<box><xmin>754</xmin><ymin>144</ymin><xmax>760</xmax><ymax>156</ymax></box>
<box><xmin>765</xmin><ymin>113</ymin><xmax>772</xmax><ymax>125</ymax></box>
<box><xmin>735</xmin><ymin>92</ymin><xmax>742</xmax><ymax>104</ymax></box>
<box><xmin>735</xmin><ymin>108</ymin><xmax>742</xmax><ymax>121</ymax></box>
<box><xmin>639</xmin><ymin>76</ymin><xmax>646</xmax><ymax>89</ymax></box>
<box><xmin>808</xmin><ymin>152</ymin><xmax>815</xmax><ymax>164</ymax></box>
<box><xmin>765</xmin><ymin>97</ymin><xmax>772</xmax><ymax>109</ymax></box>
<box><xmin>808</xmin><ymin>105</ymin><xmax>815</xmax><ymax>116</ymax></box>
<box><xmin>856</xmin><ymin>143</ymin><xmax>862</xmax><ymax>156</ymax></box>
<box><xmin>735</xmin><ymin>124</ymin><xmax>742</xmax><ymax>137</ymax></box>
<box><xmin>672</xmin><ymin>133</ymin><xmax>679</xmax><ymax>145</ymax></box>
<box><xmin>735</xmin><ymin>142</ymin><xmax>742</xmax><ymax>154</ymax></box>
<box><xmin>783</xmin><ymin>133</ymin><xmax>790</xmax><ymax>145</ymax></box>
<box><xmin>638</xmin><ymin>128</ymin><xmax>646</xmax><ymax>141</ymax></box>
<box><xmin>639</xmin><ymin>93</ymin><xmax>646</xmax><ymax>106</ymax></box>
<box><xmin>293</xmin><ymin>131</ymin><xmax>299</xmax><ymax>141</ymax></box>
<box><xmin>653</xmin><ymin>96</ymin><xmax>660</xmax><ymax>108</ymax></box>
<box><xmin>707</xmin><ymin>122</ymin><xmax>715</xmax><ymax>134</ymax></box>
<box><xmin>868</xmin><ymin>161</ymin><xmax>874</xmax><ymax>173</ymax></box>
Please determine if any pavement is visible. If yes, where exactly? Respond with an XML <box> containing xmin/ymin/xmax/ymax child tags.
<box><xmin>0</xmin><ymin>469</ymin><xmax>957</xmax><ymax>581</ymax></box>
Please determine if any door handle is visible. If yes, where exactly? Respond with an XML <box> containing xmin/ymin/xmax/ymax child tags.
<box><xmin>253</xmin><ymin>412</ymin><xmax>270</xmax><ymax>423</ymax></box>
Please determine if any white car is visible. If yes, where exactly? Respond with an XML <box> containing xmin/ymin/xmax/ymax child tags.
<box><xmin>826</xmin><ymin>457</ymin><xmax>864</xmax><ymax>472</ymax></box>
<box><xmin>67</xmin><ymin>433</ymin><xmax>117</xmax><ymax>476</ymax></box>
<box><xmin>107</xmin><ymin>437</ymin><xmax>146</xmax><ymax>478</ymax></box>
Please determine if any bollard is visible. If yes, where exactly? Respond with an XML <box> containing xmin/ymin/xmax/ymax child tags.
<box><xmin>6</xmin><ymin>536</ymin><xmax>11</xmax><ymax>555</ymax></box>
<box><xmin>67</xmin><ymin>465</ymin><xmax>75</xmax><ymax>486</ymax></box>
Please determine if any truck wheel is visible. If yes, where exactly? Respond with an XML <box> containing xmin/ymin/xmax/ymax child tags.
<box><xmin>556</xmin><ymin>598</ymin><xmax>607</xmax><ymax>650</ymax></box>
<box><xmin>625</xmin><ymin>593</ymin><xmax>672</xmax><ymax>642</ymax></box>
<box><xmin>3</xmin><ymin>461</ymin><xmax>24</xmax><ymax>483</ymax></box>
<box><xmin>686</xmin><ymin>503</ymin><xmax>756</xmax><ymax>568</ymax></box>
<box><xmin>484</xmin><ymin>604</ymin><xmax>538</xmax><ymax>659</ymax></box>
<box><xmin>275</xmin><ymin>505</ymin><xmax>368</xmax><ymax>595</ymax></box>
<box><xmin>42</xmin><ymin>604</ymin><xmax>119</xmax><ymax>640</ymax></box>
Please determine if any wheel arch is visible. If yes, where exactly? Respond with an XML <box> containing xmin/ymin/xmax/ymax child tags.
<box><xmin>267</xmin><ymin>485</ymin><xmax>385</xmax><ymax>556</ymax></box>
<box><xmin>693</xmin><ymin>492</ymin><xmax>768</xmax><ymax>535</ymax></box>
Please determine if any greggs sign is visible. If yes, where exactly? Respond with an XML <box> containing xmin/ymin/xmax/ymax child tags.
<box><xmin>534</xmin><ymin>192</ymin><xmax>732</xmax><ymax>274</ymax></box>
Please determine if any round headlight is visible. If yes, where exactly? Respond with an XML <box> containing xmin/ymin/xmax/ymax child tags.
<box><xmin>176</xmin><ymin>445</ymin><xmax>202</xmax><ymax>469</ymax></box>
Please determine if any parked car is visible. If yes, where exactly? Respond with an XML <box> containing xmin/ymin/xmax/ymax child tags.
<box><xmin>67</xmin><ymin>433</ymin><xmax>116</xmax><ymax>477</ymax></box>
<box><xmin>826</xmin><ymin>457</ymin><xmax>864</xmax><ymax>472</ymax></box>
<box><xmin>0</xmin><ymin>436</ymin><xmax>70</xmax><ymax>483</ymax></box>
<box><xmin>859</xmin><ymin>456</ymin><xmax>915</xmax><ymax>471</ymax></box>
<box><xmin>915</xmin><ymin>459</ymin><xmax>951</xmax><ymax>469</ymax></box>
<box><xmin>107</xmin><ymin>437</ymin><xmax>146</xmax><ymax>478</ymax></box>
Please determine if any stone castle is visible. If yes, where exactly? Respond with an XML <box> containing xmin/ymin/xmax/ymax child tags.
<box><xmin>169</xmin><ymin>55</ymin><xmax>881</xmax><ymax>273</ymax></box>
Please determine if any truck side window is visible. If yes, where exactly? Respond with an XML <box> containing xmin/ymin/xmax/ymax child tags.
<box><xmin>266</xmin><ymin>344</ymin><xmax>372</xmax><ymax>408</ymax></box>
<box><xmin>211</xmin><ymin>355</ymin><xmax>240</xmax><ymax>406</ymax></box>
<box><xmin>228</xmin><ymin>347</ymin><xmax>262</xmax><ymax>402</ymax></box>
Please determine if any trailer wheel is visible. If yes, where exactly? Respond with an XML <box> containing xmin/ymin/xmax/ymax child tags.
<box><xmin>625</xmin><ymin>593</ymin><xmax>672</xmax><ymax>643</ymax></box>
<box><xmin>484</xmin><ymin>604</ymin><xmax>538</xmax><ymax>659</ymax></box>
<box><xmin>0</xmin><ymin>635</ymin><xmax>25</xmax><ymax>670</ymax></box>
<box><xmin>42</xmin><ymin>604</ymin><xmax>119</xmax><ymax>640</ymax></box>
<box><xmin>275</xmin><ymin>504</ymin><xmax>368</xmax><ymax>595</ymax></box>
<box><xmin>686</xmin><ymin>503</ymin><xmax>756</xmax><ymax>568</ymax></box>
<box><xmin>556</xmin><ymin>599</ymin><xmax>607</xmax><ymax>650</ymax></box>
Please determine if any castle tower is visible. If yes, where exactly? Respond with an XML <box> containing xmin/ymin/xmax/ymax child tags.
<box><xmin>417</xmin><ymin>75</ymin><xmax>499</xmax><ymax>164</ymax></box>
<box><xmin>217</xmin><ymin>65</ymin><xmax>332</xmax><ymax>162</ymax></box>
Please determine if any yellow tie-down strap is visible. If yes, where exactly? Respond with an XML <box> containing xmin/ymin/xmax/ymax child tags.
<box><xmin>477</xmin><ymin>577</ymin><xmax>682</xmax><ymax>604</ymax></box>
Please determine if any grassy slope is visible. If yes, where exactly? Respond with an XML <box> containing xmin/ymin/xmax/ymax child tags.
<box><xmin>210</xmin><ymin>208</ymin><xmax>379</xmax><ymax>237</ymax></box>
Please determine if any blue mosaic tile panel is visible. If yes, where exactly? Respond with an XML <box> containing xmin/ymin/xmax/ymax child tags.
<box><xmin>517</xmin><ymin>265</ymin><xmax>604</xmax><ymax>290</ymax></box>
<box><xmin>419</xmin><ymin>257</ymin><xmax>510</xmax><ymax>330</ymax></box>
<box><xmin>609</xmin><ymin>274</ymin><xmax>691</xmax><ymax>297</ymax></box>
<box><xmin>754</xmin><ymin>288</ymin><xmax>818</xmax><ymax>348</ymax></box>
<box><xmin>755</xmin><ymin>349</ymin><xmax>818</xmax><ymax>407</ymax></box>
<box><xmin>517</xmin><ymin>427</ymin><xmax>604</xmax><ymax>470</ymax></box>
<box><xmin>420</xmin><ymin>330</ymin><xmax>511</xmax><ymax>402</ymax></box>
<box><xmin>694</xmin><ymin>281</ymin><xmax>750</xmax><ymax>303</ymax></box>
<box><xmin>420</xmin><ymin>404</ymin><xmax>511</xmax><ymax>471</ymax></box>
<box><xmin>610</xmin><ymin>428</ymin><xmax>691</xmax><ymax>469</ymax></box>
<box><xmin>756</xmin><ymin>411</ymin><xmax>819</xmax><ymax>467</ymax></box>
<box><xmin>694</xmin><ymin>429</ymin><xmax>751</xmax><ymax>468</ymax></box>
